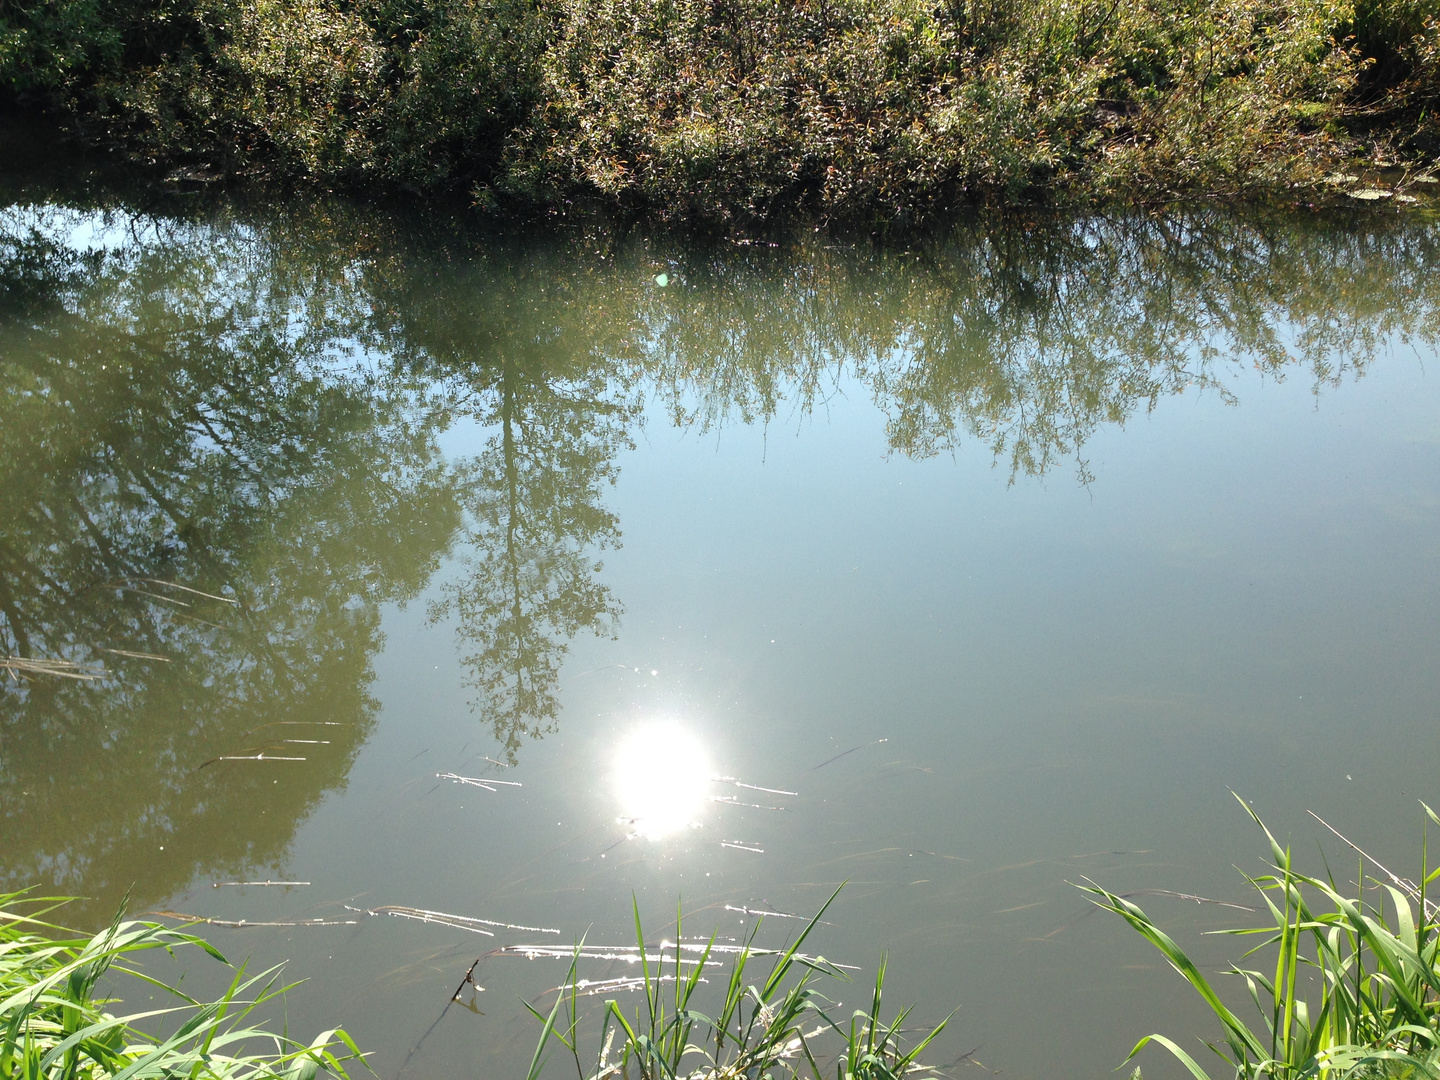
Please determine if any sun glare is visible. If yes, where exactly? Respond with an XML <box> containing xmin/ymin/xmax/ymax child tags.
<box><xmin>612</xmin><ymin>723</ymin><xmax>712</xmax><ymax>840</ymax></box>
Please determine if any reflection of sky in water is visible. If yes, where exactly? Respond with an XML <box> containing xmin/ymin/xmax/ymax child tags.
<box><xmin>611</xmin><ymin>723</ymin><xmax>713</xmax><ymax>839</ymax></box>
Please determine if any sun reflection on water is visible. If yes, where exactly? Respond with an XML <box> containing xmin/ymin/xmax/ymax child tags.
<box><xmin>611</xmin><ymin>723</ymin><xmax>713</xmax><ymax>840</ymax></box>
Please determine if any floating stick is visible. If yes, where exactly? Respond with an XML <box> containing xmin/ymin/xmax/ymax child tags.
<box><xmin>1</xmin><ymin>657</ymin><xmax>106</xmax><ymax>681</ymax></box>
<box><xmin>724</xmin><ymin>904</ymin><xmax>804</xmax><ymax>920</ymax></box>
<box><xmin>721</xmin><ymin>842</ymin><xmax>765</xmax><ymax>854</ymax></box>
<box><xmin>808</xmin><ymin>738</ymin><xmax>887</xmax><ymax>772</ymax></box>
<box><xmin>494</xmin><ymin>940</ymin><xmax>857</xmax><ymax>970</ymax></box>
<box><xmin>348</xmin><ymin>904</ymin><xmax>559</xmax><ymax>935</ymax></box>
<box><xmin>710</xmin><ymin>795</ymin><xmax>786</xmax><ymax>811</ymax></box>
<box><xmin>436</xmin><ymin>772</ymin><xmax>522</xmax><ymax>793</ymax></box>
<box><xmin>213</xmin><ymin>880</ymin><xmax>311</xmax><ymax>888</ymax></box>
<box><xmin>115</xmin><ymin>586</ymin><xmax>191</xmax><ymax>608</ymax></box>
<box><xmin>545</xmin><ymin>974</ymin><xmax>707</xmax><ymax>998</ymax></box>
<box><xmin>724</xmin><ymin>903</ymin><xmax>837</xmax><ymax>927</ymax></box>
<box><xmin>198</xmin><ymin>751</ymin><xmax>307</xmax><ymax>767</ymax></box>
<box><xmin>99</xmin><ymin>648</ymin><xmax>172</xmax><ymax>662</ymax></box>
<box><xmin>1118</xmin><ymin>889</ymin><xmax>1258</xmax><ymax>913</ymax></box>
<box><xmin>713</xmin><ymin>777</ymin><xmax>798</xmax><ymax>796</ymax></box>
<box><xmin>143</xmin><ymin>911</ymin><xmax>356</xmax><ymax>927</ymax></box>
<box><xmin>498</xmin><ymin>942</ymin><xmax>722</xmax><ymax>966</ymax></box>
<box><xmin>910</xmin><ymin>849</ymin><xmax>970</xmax><ymax>862</ymax></box>
<box><xmin>106</xmin><ymin>577</ymin><xmax>238</xmax><ymax>604</ymax></box>
<box><xmin>238</xmin><ymin>721</ymin><xmax>346</xmax><ymax>739</ymax></box>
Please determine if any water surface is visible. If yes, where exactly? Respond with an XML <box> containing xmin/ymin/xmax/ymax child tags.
<box><xmin>3</xmin><ymin>181</ymin><xmax>1440</xmax><ymax>1079</ymax></box>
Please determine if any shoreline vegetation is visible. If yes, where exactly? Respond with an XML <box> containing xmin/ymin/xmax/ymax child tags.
<box><xmin>2</xmin><ymin>887</ymin><xmax>953</xmax><ymax>1080</ymax></box>
<box><xmin>2</xmin><ymin>0</ymin><xmax>1440</xmax><ymax>226</ymax></box>
<box><xmin>0</xmin><ymin>891</ymin><xmax>366</xmax><ymax>1080</ymax></box>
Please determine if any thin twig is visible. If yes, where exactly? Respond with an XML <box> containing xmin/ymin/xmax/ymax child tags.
<box><xmin>99</xmin><ymin>648</ymin><xmax>172</xmax><ymax>662</ymax></box>
<box><xmin>106</xmin><ymin>578</ymin><xmax>238</xmax><ymax>604</ymax></box>
<box><xmin>142</xmin><ymin>911</ymin><xmax>356</xmax><ymax>927</ymax></box>
<box><xmin>346</xmin><ymin>904</ymin><xmax>560</xmax><ymax>935</ymax></box>
<box><xmin>1308</xmin><ymin>810</ymin><xmax>1438</xmax><ymax>917</ymax></box>
<box><xmin>436</xmin><ymin>772</ymin><xmax>522</xmax><ymax>793</ymax></box>
<box><xmin>808</xmin><ymin>739</ymin><xmax>888</xmax><ymax>772</ymax></box>
<box><xmin>1</xmin><ymin>657</ymin><xmax>106</xmax><ymax>680</ymax></box>
<box><xmin>713</xmin><ymin>777</ymin><xmax>798</xmax><ymax>796</ymax></box>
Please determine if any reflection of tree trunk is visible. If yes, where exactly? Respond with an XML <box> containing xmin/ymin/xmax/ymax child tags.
<box><xmin>69</xmin><ymin>494</ymin><xmax>127</xmax><ymax>579</ymax></box>
<box><xmin>0</xmin><ymin>566</ymin><xmax>33</xmax><ymax>656</ymax></box>
<box><xmin>501</xmin><ymin>357</ymin><xmax>526</xmax><ymax>712</ymax></box>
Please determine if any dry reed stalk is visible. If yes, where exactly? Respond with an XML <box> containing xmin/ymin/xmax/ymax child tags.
<box><xmin>544</xmin><ymin>973</ymin><xmax>708</xmax><ymax>999</ymax></box>
<box><xmin>142</xmin><ymin>911</ymin><xmax>357</xmax><ymax>927</ymax></box>
<box><xmin>808</xmin><ymin>738</ymin><xmax>887</xmax><ymax>771</ymax></box>
<box><xmin>723</xmin><ymin>904</ymin><xmax>807</xmax><ymax>921</ymax></box>
<box><xmin>713</xmin><ymin>777</ymin><xmax>798</xmax><ymax>796</ymax></box>
<box><xmin>1307</xmin><ymin>808</ymin><xmax>1440</xmax><ymax>918</ymax></box>
<box><xmin>104</xmin><ymin>577</ymin><xmax>238</xmax><ymax>604</ymax></box>
<box><xmin>436</xmin><ymin>771</ymin><xmax>522</xmax><ymax>793</ymax></box>
<box><xmin>710</xmin><ymin>795</ymin><xmax>786</xmax><ymax>811</ymax></box>
<box><xmin>347</xmin><ymin>904</ymin><xmax>559</xmax><ymax>935</ymax></box>
<box><xmin>1</xmin><ymin>656</ymin><xmax>106</xmax><ymax>680</ymax></box>
<box><xmin>198</xmin><ymin>750</ymin><xmax>307</xmax><ymax>766</ymax></box>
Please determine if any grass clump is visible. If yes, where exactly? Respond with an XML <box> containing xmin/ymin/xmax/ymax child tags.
<box><xmin>0</xmin><ymin>891</ymin><xmax>363</xmax><ymax>1079</ymax></box>
<box><xmin>1085</xmin><ymin>796</ymin><xmax>1440</xmax><ymax>1080</ymax></box>
<box><xmin>526</xmin><ymin>888</ymin><xmax>951</xmax><ymax>1080</ymax></box>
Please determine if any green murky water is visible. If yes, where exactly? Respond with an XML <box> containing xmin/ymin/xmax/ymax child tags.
<box><xmin>4</xmin><ymin>158</ymin><xmax>1440</xmax><ymax>1079</ymax></box>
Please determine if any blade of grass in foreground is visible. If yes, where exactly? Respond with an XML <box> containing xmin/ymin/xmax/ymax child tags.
<box><xmin>523</xmin><ymin>885</ymin><xmax>950</xmax><ymax>1080</ymax></box>
<box><xmin>0</xmin><ymin>890</ymin><xmax>366</xmax><ymax>1080</ymax></box>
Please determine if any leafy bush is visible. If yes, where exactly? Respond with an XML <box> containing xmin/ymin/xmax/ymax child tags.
<box><xmin>2</xmin><ymin>0</ymin><xmax>1438</xmax><ymax>219</ymax></box>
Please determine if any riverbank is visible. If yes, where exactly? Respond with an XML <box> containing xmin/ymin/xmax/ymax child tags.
<box><xmin>3</xmin><ymin>0</ymin><xmax>1438</xmax><ymax>227</ymax></box>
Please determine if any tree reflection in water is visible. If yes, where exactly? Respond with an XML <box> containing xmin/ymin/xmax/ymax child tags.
<box><xmin>1</xmin><ymin>195</ymin><xmax>1438</xmax><ymax>920</ymax></box>
<box><xmin>370</xmin><ymin>249</ymin><xmax>642</xmax><ymax>761</ymax></box>
<box><xmin>0</xmin><ymin>207</ymin><xmax>463</xmax><ymax>921</ymax></box>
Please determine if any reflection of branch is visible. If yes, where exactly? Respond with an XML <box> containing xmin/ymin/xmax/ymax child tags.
<box><xmin>69</xmin><ymin>494</ymin><xmax>125</xmax><ymax>577</ymax></box>
<box><xmin>189</xmin><ymin>407</ymin><xmax>260</xmax><ymax>481</ymax></box>
<box><xmin>0</xmin><ymin>574</ymin><xmax>33</xmax><ymax>657</ymax></box>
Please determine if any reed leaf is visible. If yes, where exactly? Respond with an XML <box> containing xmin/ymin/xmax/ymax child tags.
<box><xmin>1084</xmin><ymin>797</ymin><xmax>1440</xmax><ymax>1080</ymax></box>
<box><xmin>0</xmin><ymin>890</ymin><xmax>364</xmax><ymax>1080</ymax></box>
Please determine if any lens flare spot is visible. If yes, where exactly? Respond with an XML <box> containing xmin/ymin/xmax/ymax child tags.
<box><xmin>612</xmin><ymin>724</ymin><xmax>712</xmax><ymax>840</ymax></box>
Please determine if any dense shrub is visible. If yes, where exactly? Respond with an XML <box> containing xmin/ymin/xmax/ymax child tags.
<box><xmin>2</xmin><ymin>0</ymin><xmax>1437</xmax><ymax>221</ymax></box>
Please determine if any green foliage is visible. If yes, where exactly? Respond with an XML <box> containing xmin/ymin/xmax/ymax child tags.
<box><xmin>0</xmin><ymin>891</ymin><xmax>363</xmax><ymax>1079</ymax></box>
<box><xmin>1085</xmin><ymin>796</ymin><xmax>1440</xmax><ymax>1080</ymax></box>
<box><xmin>526</xmin><ymin>888</ymin><xmax>951</xmax><ymax>1080</ymax></box>
<box><xmin>2</xmin><ymin>0</ymin><xmax>1439</xmax><ymax>218</ymax></box>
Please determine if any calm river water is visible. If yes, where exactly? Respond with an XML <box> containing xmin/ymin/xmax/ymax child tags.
<box><xmin>3</xmin><ymin>156</ymin><xmax>1440</xmax><ymax>1079</ymax></box>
